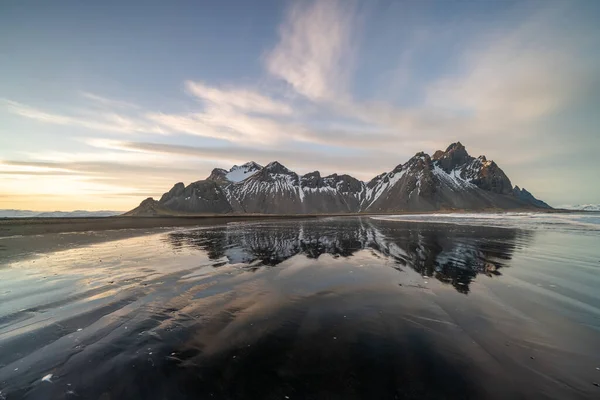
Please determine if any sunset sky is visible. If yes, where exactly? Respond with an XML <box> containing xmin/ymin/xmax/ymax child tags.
<box><xmin>1</xmin><ymin>0</ymin><xmax>599</xmax><ymax>211</ymax></box>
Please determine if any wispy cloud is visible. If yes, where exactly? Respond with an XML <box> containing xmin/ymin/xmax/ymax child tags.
<box><xmin>2</xmin><ymin>99</ymin><xmax>165</xmax><ymax>135</ymax></box>
<box><xmin>425</xmin><ymin>10</ymin><xmax>592</xmax><ymax>125</ymax></box>
<box><xmin>80</xmin><ymin>92</ymin><xmax>141</xmax><ymax>109</ymax></box>
<box><xmin>2</xmin><ymin>0</ymin><xmax>599</xmax><ymax>209</ymax></box>
<box><xmin>78</xmin><ymin>138</ymin><xmax>404</xmax><ymax>180</ymax></box>
<box><xmin>266</xmin><ymin>0</ymin><xmax>357</xmax><ymax>102</ymax></box>
<box><xmin>185</xmin><ymin>81</ymin><xmax>292</xmax><ymax>115</ymax></box>
<box><xmin>145</xmin><ymin>107</ymin><xmax>300</xmax><ymax>145</ymax></box>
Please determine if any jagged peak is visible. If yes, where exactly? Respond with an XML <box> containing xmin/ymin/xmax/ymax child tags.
<box><xmin>246</xmin><ymin>161</ymin><xmax>262</xmax><ymax>168</ymax></box>
<box><xmin>432</xmin><ymin>150</ymin><xmax>445</xmax><ymax>160</ymax></box>
<box><xmin>433</xmin><ymin>142</ymin><xmax>472</xmax><ymax>173</ymax></box>
<box><xmin>265</xmin><ymin>161</ymin><xmax>292</xmax><ymax>174</ymax></box>
<box><xmin>337</xmin><ymin>174</ymin><xmax>359</xmax><ymax>181</ymax></box>
<box><xmin>231</xmin><ymin>161</ymin><xmax>262</xmax><ymax>171</ymax></box>
<box><xmin>446</xmin><ymin>141</ymin><xmax>466</xmax><ymax>152</ymax></box>
<box><xmin>189</xmin><ymin>179</ymin><xmax>212</xmax><ymax>187</ymax></box>
<box><xmin>322</xmin><ymin>173</ymin><xmax>359</xmax><ymax>184</ymax></box>
<box><xmin>302</xmin><ymin>171</ymin><xmax>321</xmax><ymax>178</ymax></box>
<box><xmin>406</xmin><ymin>152</ymin><xmax>431</xmax><ymax>166</ymax></box>
<box><xmin>518</xmin><ymin>187</ymin><xmax>531</xmax><ymax>194</ymax></box>
<box><xmin>159</xmin><ymin>182</ymin><xmax>186</xmax><ymax>203</ymax></box>
<box><xmin>206</xmin><ymin>168</ymin><xmax>228</xmax><ymax>182</ymax></box>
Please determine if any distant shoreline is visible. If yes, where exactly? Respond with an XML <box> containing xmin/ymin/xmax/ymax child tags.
<box><xmin>0</xmin><ymin>208</ymin><xmax>586</xmax><ymax>238</ymax></box>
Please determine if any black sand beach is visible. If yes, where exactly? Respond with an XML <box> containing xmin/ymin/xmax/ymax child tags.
<box><xmin>1</xmin><ymin>215</ymin><xmax>599</xmax><ymax>399</ymax></box>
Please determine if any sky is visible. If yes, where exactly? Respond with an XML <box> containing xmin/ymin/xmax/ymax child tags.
<box><xmin>1</xmin><ymin>0</ymin><xmax>599</xmax><ymax>211</ymax></box>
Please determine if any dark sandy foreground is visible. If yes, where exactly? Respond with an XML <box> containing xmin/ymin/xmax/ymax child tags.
<box><xmin>0</xmin><ymin>215</ymin><xmax>322</xmax><ymax>238</ymax></box>
<box><xmin>0</xmin><ymin>216</ymin><xmax>321</xmax><ymax>263</ymax></box>
<box><xmin>1</xmin><ymin>216</ymin><xmax>599</xmax><ymax>399</ymax></box>
<box><xmin>0</xmin><ymin>208</ymin><xmax>573</xmax><ymax>238</ymax></box>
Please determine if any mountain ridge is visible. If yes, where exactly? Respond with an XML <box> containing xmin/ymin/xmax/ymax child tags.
<box><xmin>0</xmin><ymin>209</ymin><xmax>123</xmax><ymax>218</ymax></box>
<box><xmin>557</xmin><ymin>204</ymin><xmax>600</xmax><ymax>212</ymax></box>
<box><xmin>127</xmin><ymin>142</ymin><xmax>551</xmax><ymax>216</ymax></box>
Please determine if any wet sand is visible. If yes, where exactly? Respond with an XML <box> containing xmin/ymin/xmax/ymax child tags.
<box><xmin>1</xmin><ymin>208</ymin><xmax>570</xmax><ymax>238</ymax></box>
<box><xmin>0</xmin><ymin>215</ymin><xmax>322</xmax><ymax>238</ymax></box>
<box><xmin>0</xmin><ymin>216</ymin><xmax>599</xmax><ymax>399</ymax></box>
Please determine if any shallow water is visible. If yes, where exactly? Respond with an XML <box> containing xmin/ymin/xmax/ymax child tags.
<box><xmin>1</xmin><ymin>216</ymin><xmax>599</xmax><ymax>399</ymax></box>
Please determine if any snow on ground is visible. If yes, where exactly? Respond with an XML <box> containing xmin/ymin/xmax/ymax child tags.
<box><xmin>557</xmin><ymin>204</ymin><xmax>600</xmax><ymax>211</ymax></box>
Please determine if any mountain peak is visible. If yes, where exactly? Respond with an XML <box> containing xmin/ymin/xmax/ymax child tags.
<box><xmin>446</xmin><ymin>141</ymin><xmax>465</xmax><ymax>152</ymax></box>
<box><xmin>214</xmin><ymin>162</ymin><xmax>262</xmax><ymax>183</ymax></box>
<box><xmin>232</xmin><ymin>161</ymin><xmax>262</xmax><ymax>171</ymax></box>
<box><xmin>434</xmin><ymin>142</ymin><xmax>472</xmax><ymax>172</ymax></box>
<box><xmin>133</xmin><ymin>141</ymin><xmax>551</xmax><ymax>215</ymax></box>
<box><xmin>265</xmin><ymin>161</ymin><xmax>292</xmax><ymax>174</ymax></box>
<box><xmin>513</xmin><ymin>186</ymin><xmax>551</xmax><ymax>208</ymax></box>
<box><xmin>432</xmin><ymin>150</ymin><xmax>445</xmax><ymax>160</ymax></box>
<box><xmin>406</xmin><ymin>152</ymin><xmax>431</xmax><ymax>166</ymax></box>
<box><xmin>159</xmin><ymin>182</ymin><xmax>186</xmax><ymax>203</ymax></box>
<box><xmin>207</xmin><ymin>168</ymin><xmax>228</xmax><ymax>182</ymax></box>
<box><xmin>243</xmin><ymin>161</ymin><xmax>262</xmax><ymax>169</ymax></box>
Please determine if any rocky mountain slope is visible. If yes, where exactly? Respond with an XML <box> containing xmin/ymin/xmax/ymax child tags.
<box><xmin>128</xmin><ymin>142</ymin><xmax>551</xmax><ymax>215</ymax></box>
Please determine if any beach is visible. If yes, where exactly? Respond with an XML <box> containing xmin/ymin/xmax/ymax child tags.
<box><xmin>0</xmin><ymin>214</ymin><xmax>599</xmax><ymax>399</ymax></box>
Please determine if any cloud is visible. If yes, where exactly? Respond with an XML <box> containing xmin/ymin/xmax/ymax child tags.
<box><xmin>145</xmin><ymin>107</ymin><xmax>301</xmax><ymax>145</ymax></box>
<box><xmin>80</xmin><ymin>92</ymin><xmax>141</xmax><ymax>109</ymax></box>
<box><xmin>3</xmin><ymin>0</ymin><xmax>599</xmax><ymax>209</ymax></box>
<box><xmin>185</xmin><ymin>81</ymin><xmax>292</xmax><ymax>115</ymax></box>
<box><xmin>1</xmin><ymin>99</ymin><xmax>165</xmax><ymax>135</ymax></box>
<box><xmin>80</xmin><ymin>139</ymin><xmax>414</xmax><ymax>180</ymax></box>
<box><xmin>266</xmin><ymin>0</ymin><xmax>357</xmax><ymax>101</ymax></box>
<box><xmin>424</xmin><ymin>19</ymin><xmax>589</xmax><ymax>125</ymax></box>
<box><xmin>0</xmin><ymin>155</ymin><xmax>211</xmax><ymax>207</ymax></box>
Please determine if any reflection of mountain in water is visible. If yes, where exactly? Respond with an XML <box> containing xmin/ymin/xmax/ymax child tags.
<box><xmin>166</xmin><ymin>218</ymin><xmax>532</xmax><ymax>294</ymax></box>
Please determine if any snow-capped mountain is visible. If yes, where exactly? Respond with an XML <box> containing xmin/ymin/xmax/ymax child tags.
<box><xmin>128</xmin><ymin>142</ymin><xmax>551</xmax><ymax>215</ymax></box>
<box><xmin>557</xmin><ymin>204</ymin><xmax>600</xmax><ymax>212</ymax></box>
<box><xmin>206</xmin><ymin>161</ymin><xmax>262</xmax><ymax>184</ymax></box>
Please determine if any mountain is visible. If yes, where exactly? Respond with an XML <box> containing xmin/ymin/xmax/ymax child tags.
<box><xmin>207</xmin><ymin>161</ymin><xmax>262</xmax><ymax>183</ymax></box>
<box><xmin>128</xmin><ymin>142</ymin><xmax>551</xmax><ymax>216</ymax></box>
<box><xmin>0</xmin><ymin>209</ymin><xmax>122</xmax><ymax>218</ymax></box>
<box><xmin>513</xmin><ymin>187</ymin><xmax>551</xmax><ymax>209</ymax></box>
<box><xmin>557</xmin><ymin>204</ymin><xmax>600</xmax><ymax>212</ymax></box>
<box><xmin>0</xmin><ymin>210</ymin><xmax>39</xmax><ymax>218</ymax></box>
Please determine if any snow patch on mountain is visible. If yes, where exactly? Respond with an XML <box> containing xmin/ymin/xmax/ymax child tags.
<box><xmin>135</xmin><ymin>142</ymin><xmax>551</xmax><ymax>216</ymax></box>
<box><xmin>225</xmin><ymin>162</ymin><xmax>262</xmax><ymax>182</ymax></box>
<box><xmin>433</xmin><ymin>165</ymin><xmax>476</xmax><ymax>191</ymax></box>
<box><xmin>364</xmin><ymin>168</ymin><xmax>407</xmax><ymax>209</ymax></box>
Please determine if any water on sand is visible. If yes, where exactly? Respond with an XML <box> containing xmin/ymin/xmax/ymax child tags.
<box><xmin>0</xmin><ymin>215</ymin><xmax>599</xmax><ymax>399</ymax></box>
